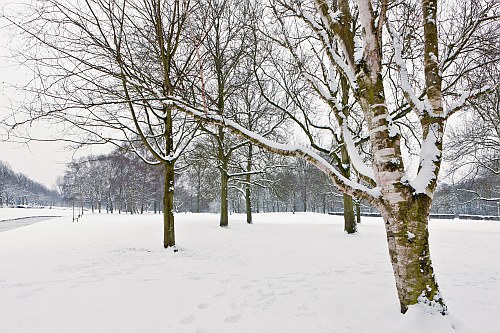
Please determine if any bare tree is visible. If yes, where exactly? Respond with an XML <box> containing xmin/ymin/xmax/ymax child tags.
<box><xmin>445</xmin><ymin>65</ymin><xmax>499</xmax><ymax>182</ymax></box>
<box><xmin>4</xmin><ymin>0</ymin><xmax>206</xmax><ymax>248</ymax></box>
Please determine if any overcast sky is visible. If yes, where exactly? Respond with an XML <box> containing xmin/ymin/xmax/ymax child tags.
<box><xmin>0</xmin><ymin>0</ymin><xmax>74</xmax><ymax>189</ymax></box>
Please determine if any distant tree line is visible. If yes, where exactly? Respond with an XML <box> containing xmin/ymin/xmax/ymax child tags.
<box><xmin>433</xmin><ymin>177</ymin><xmax>499</xmax><ymax>217</ymax></box>
<box><xmin>61</xmin><ymin>144</ymin><xmax>499</xmax><ymax>218</ymax></box>
<box><xmin>57</xmin><ymin>153</ymin><xmax>163</xmax><ymax>215</ymax></box>
<box><xmin>59</xmin><ymin>143</ymin><xmax>352</xmax><ymax>217</ymax></box>
<box><xmin>0</xmin><ymin>161</ymin><xmax>61</xmax><ymax>207</ymax></box>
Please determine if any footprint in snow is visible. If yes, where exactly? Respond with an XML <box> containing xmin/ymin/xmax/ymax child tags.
<box><xmin>224</xmin><ymin>314</ymin><xmax>241</xmax><ymax>323</ymax></box>
<box><xmin>197</xmin><ymin>303</ymin><xmax>209</xmax><ymax>309</ymax></box>
<box><xmin>180</xmin><ymin>314</ymin><xmax>196</xmax><ymax>324</ymax></box>
<box><xmin>196</xmin><ymin>328</ymin><xmax>210</xmax><ymax>333</ymax></box>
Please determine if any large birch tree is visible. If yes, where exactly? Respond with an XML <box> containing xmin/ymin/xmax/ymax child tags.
<box><xmin>166</xmin><ymin>0</ymin><xmax>498</xmax><ymax>314</ymax></box>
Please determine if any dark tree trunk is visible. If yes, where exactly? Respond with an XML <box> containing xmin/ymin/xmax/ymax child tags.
<box><xmin>343</xmin><ymin>193</ymin><xmax>356</xmax><ymax>233</ymax></box>
<box><xmin>356</xmin><ymin>201</ymin><xmax>361</xmax><ymax>224</ymax></box>
<box><xmin>219</xmin><ymin>153</ymin><xmax>229</xmax><ymax>227</ymax></box>
<box><xmin>162</xmin><ymin>100</ymin><xmax>176</xmax><ymax>248</ymax></box>
<box><xmin>196</xmin><ymin>177</ymin><xmax>201</xmax><ymax>213</ymax></box>
<box><xmin>322</xmin><ymin>194</ymin><xmax>326</xmax><ymax>214</ymax></box>
<box><xmin>341</xmin><ymin>145</ymin><xmax>356</xmax><ymax>233</ymax></box>
<box><xmin>245</xmin><ymin>144</ymin><xmax>253</xmax><ymax>224</ymax></box>
<box><xmin>163</xmin><ymin>161</ymin><xmax>175</xmax><ymax>248</ymax></box>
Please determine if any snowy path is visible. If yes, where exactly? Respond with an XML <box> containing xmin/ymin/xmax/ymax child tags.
<box><xmin>0</xmin><ymin>216</ymin><xmax>59</xmax><ymax>232</ymax></box>
<box><xmin>0</xmin><ymin>212</ymin><xmax>498</xmax><ymax>333</ymax></box>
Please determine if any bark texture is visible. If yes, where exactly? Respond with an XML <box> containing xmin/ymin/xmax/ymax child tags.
<box><xmin>219</xmin><ymin>155</ymin><xmax>229</xmax><ymax>227</ymax></box>
<box><xmin>343</xmin><ymin>193</ymin><xmax>356</xmax><ymax>233</ymax></box>
<box><xmin>245</xmin><ymin>144</ymin><xmax>253</xmax><ymax>224</ymax></box>
<box><xmin>163</xmin><ymin>161</ymin><xmax>175</xmax><ymax>248</ymax></box>
<box><xmin>381</xmin><ymin>196</ymin><xmax>446</xmax><ymax>314</ymax></box>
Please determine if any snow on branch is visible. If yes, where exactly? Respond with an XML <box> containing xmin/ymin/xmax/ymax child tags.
<box><xmin>302</xmin><ymin>73</ymin><xmax>333</xmax><ymax>101</ymax></box>
<box><xmin>227</xmin><ymin>170</ymin><xmax>264</xmax><ymax>178</ymax></box>
<box><xmin>457</xmin><ymin>189</ymin><xmax>500</xmax><ymax>203</ymax></box>
<box><xmin>164</xmin><ymin>96</ymin><xmax>381</xmax><ymax>204</ymax></box>
<box><xmin>300</xmin><ymin>8</ymin><xmax>358</xmax><ymax>91</ymax></box>
<box><xmin>341</xmin><ymin>123</ymin><xmax>375</xmax><ymax>183</ymax></box>
<box><xmin>357</xmin><ymin>0</ymin><xmax>377</xmax><ymax>54</ymax></box>
<box><xmin>409</xmin><ymin>123</ymin><xmax>441</xmax><ymax>196</ymax></box>
<box><xmin>446</xmin><ymin>86</ymin><xmax>493</xmax><ymax>117</ymax></box>
<box><xmin>387</xmin><ymin>22</ymin><xmax>427</xmax><ymax>117</ymax></box>
<box><xmin>439</xmin><ymin>11</ymin><xmax>499</xmax><ymax>71</ymax></box>
<box><xmin>302</xmin><ymin>72</ymin><xmax>343</xmax><ymax>112</ymax></box>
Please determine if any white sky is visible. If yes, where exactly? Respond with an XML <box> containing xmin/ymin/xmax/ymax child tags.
<box><xmin>0</xmin><ymin>0</ymin><xmax>75</xmax><ymax>189</ymax></box>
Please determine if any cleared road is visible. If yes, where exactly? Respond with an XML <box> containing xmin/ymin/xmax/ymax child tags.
<box><xmin>0</xmin><ymin>216</ymin><xmax>59</xmax><ymax>233</ymax></box>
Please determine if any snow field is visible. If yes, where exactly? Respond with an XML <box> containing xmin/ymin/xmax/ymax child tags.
<box><xmin>0</xmin><ymin>207</ymin><xmax>73</xmax><ymax>221</ymax></box>
<box><xmin>0</xmin><ymin>212</ymin><xmax>498</xmax><ymax>333</ymax></box>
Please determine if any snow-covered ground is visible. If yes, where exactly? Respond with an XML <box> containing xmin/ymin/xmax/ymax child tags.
<box><xmin>0</xmin><ymin>207</ymin><xmax>74</xmax><ymax>232</ymax></box>
<box><xmin>0</xmin><ymin>212</ymin><xmax>498</xmax><ymax>333</ymax></box>
<box><xmin>0</xmin><ymin>207</ymin><xmax>73</xmax><ymax>221</ymax></box>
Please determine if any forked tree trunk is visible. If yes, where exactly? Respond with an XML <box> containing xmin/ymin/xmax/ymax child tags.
<box><xmin>381</xmin><ymin>196</ymin><xmax>446</xmax><ymax>314</ymax></box>
<box><xmin>163</xmin><ymin>161</ymin><xmax>175</xmax><ymax>248</ymax></box>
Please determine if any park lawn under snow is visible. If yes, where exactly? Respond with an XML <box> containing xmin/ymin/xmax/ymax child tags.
<box><xmin>0</xmin><ymin>212</ymin><xmax>498</xmax><ymax>333</ymax></box>
<box><xmin>0</xmin><ymin>207</ymin><xmax>73</xmax><ymax>221</ymax></box>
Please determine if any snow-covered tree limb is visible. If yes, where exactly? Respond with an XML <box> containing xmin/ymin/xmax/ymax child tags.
<box><xmin>387</xmin><ymin>22</ymin><xmax>427</xmax><ymax>117</ymax></box>
<box><xmin>446</xmin><ymin>85</ymin><xmax>495</xmax><ymax>117</ymax></box>
<box><xmin>164</xmin><ymin>96</ymin><xmax>382</xmax><ymax>205</ymax></box>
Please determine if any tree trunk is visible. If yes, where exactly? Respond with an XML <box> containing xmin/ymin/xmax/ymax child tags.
<box><xmin>303</xmin><ymin>184</ymin><xmax>307</xmax><ymax>212</ymax></box>
<box><xmin>219</xmin><ymin>154</ymin><xmax>229</xmax><ymax>227</ymax></box>
<box><xmin>163</xmin><ymin>161</ymin><xmax>175</xmax><ymax>248</ymax></box>
<box><xmin>245</xmin><ymin>144</ymin><xmax>253</xmax><ymax>224</ymax></box>
<box><xmin>343</xmin><ymin>193</ymin><xmax>356</xmax><ymax>233</ymax></box>
<box><xmin>245</xmin><ymin>184</ymin><xmax>252</xmax><ymax>224</ymax></box>
<box><xmin>196</xmin><ymin>177</ymin><xmax>201</xmax><ymax>213</ymax></box>
<box><xmin>322</xmin><ymin>194</ymin><xmax>326</xmax><ymax>214</ymax></box>
<box><xmin>341</xmin><ymin>145</ymin><xmax>356</xmax><ymax>233</ymax></box>
<box><xmin>381</xmin><ymin>197</ymin><xmax>446</xmax><ymax>314</ymax></box>
<box><xmin>356</xmin><ymin>201</ymin><xmax>361</xmax><ymax>224</ymax></box>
